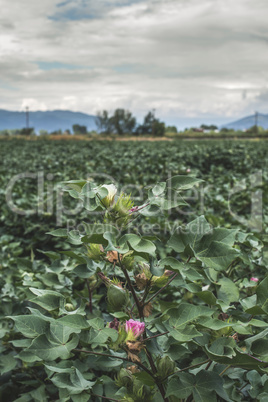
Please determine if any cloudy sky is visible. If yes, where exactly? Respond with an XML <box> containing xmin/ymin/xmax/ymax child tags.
<box><xmin>1</xmin><ymin>0</ymin><xmax>268</xmax><ymax>127</ymax></box>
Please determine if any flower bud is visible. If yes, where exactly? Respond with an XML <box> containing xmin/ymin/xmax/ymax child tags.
<box><xmin>132</xmin><ymin>379</ymin><xmax>151</xmax><ymax>401</ymax></box>
<box><xmin>64</xmin><ymin>303</ymin><xmax>75</xmax><ymax>312</ymax></box>
<box><xmin>104</xmin><ymin>193</ymin><xmax>134</xmax><ymax>228</ymax></box>
<box><xmin>250</xmin><ymin>277</ymin><xmax>259</xmax><ymax>283</ymax></box>
<box><xmin>115</xmin><ymin>368</ymin><xmax>133</xmax><ymax>389</ymax></box>
<box><xmin>157</xmin><ymin>356</ymin><xmax>175</xmax><ymax>379</ymax></box>
<box><xmin>101</xmin><ymin>184</ymin><xmax>117</xmax><ymax>208</ymax></box>
<box><xmin>108</xmin><ymin>317</ymin><xmax>120</xmax><ymax>331</ymax></box>
<box><xmin>107</xmin><ymin>283</ymin><xmax>129</xmax><ymax>312</ymax></box>
<box><xmin>125</xmin><ymin>319</ymin><xmax>145</xmax><ymax>340</ymax></box>
<box><xmin>87</xmin><ymin>243</ymin><xmax>105</xmax><ymax>262</ymax></box>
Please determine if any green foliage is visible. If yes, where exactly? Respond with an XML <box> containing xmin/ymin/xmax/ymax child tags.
<box><xmin>0</xmin><ymin>138</ymin><xmax>268</xmax><ymax>401</ymax></box>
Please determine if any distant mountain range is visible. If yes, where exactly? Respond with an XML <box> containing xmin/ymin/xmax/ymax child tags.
<box><xmin>0</xmin><ymin>109</ymin><xmax>97</xmax><ymax>133</ymax></box>
<box><xmin>222</xmin><ymin>113</ymin><xmax>268</xmax><ymax>130</ymax></box>
<box><xmin>0</xmin><ymin>109</ymin><xmax>267</xmax><ymax>132</ymax></box>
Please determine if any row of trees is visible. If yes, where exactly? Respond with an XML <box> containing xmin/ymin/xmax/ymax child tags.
<box><xmin>95</xmin><ymin>109</ymin><xmax>173</xmax><ymax>136</ymax></box>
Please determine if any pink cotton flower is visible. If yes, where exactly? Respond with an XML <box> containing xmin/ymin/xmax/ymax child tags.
<box><xmin>125</xmin><ymin>319</ymin><xmax>145</xmax><ymax>338</ymax></box>
<box><xmin>250</xmin><ymin>277</ymin><xmax>259</xmax><ymax>283</ymax></box>
<box><xmin>186</xmin><ymin>168</ymin><xmax>191</xmax><ymax>173</ymax></box>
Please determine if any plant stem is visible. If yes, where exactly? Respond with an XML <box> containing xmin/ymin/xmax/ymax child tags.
<box><xmin>205</xmin><ymin>360</ymin><xmax>213</xmax><ymax>370</ymax></box>
<box><xmin>144</xmin><ymin>272</ymin><xmax>179</xmax><ymax>306</ymax></box>
<box><xmin>144</xmin><ymin>331</ymin><xmax>169</xmax><ymax>342</ymax></box>
<box><xmin>219</xmin><ymin>364</ymin><xmax>231</xmax><ymax>376</ymax></box>
<box><xmin>73</xmin><ymin>349</ymin><xmax>154</xmax><ymax>378</ymax></box>
<box><xmin>118</xmin><ymin>255</ymin><xmax>169</xmax><ymax>402</ymax></box>
<box><xmin>144</xmin><ymin>256</ymin><xmax>192</xmax><ymax>306</ymax></box>
<box><xmin>93</xmin><ymin>394</ymin><xmax>119</xmax><ymax>401</ymax></box>
<box><xmin>86</xmin><ymin>279</ymin><xmax>93</xmax><ymax>313</ymax></box>
<box><xmin>161</xmin><ymin>359</ymin><xmax>211</xmax><ymax>382</ymax></box>
<box><xmin>118</xmin><ymin>255</ymin><xmax>143</xmax><ymax>318</ymax></box>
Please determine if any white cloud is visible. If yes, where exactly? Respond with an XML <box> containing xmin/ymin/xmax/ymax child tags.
<box><xmin>0</xmin><ymin>0</ymin><xmax>268</xmax><ymax>127</ymax></box>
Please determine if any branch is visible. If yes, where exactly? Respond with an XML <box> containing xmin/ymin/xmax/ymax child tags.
<box><xmin>93</xmin><ymin>394</ymin><xmax>119</xmax><ymax>401</ymax></box>
<box><xmin>117</xmin><ymin>255</ymin><xmax>169</xmax><ymax>402</ymax></box>
<box><xmin>161</xmin><ymin>359</ymin><xmax>211</xmax><ymax>382</ymax></box>
<box><xmin>144</xmin><ymin>331</ymin><xmax>169</xmax><ymax>342</ymax></box>
<box><xmin>73</xmin><ymin>348</ymin><xmax>154</xmax><ymax>379</ymax></box>
<box><xmin>144</xmin><ymin>256</ymin><xmax>192</xmax><ymax>306</ymax></box>
<box><xmin>86</xmin><ymin>279</ymin><xmax>92</xmax><ymax>313</ymax></box>
<box><xmin>144</xmin><ymin>272</ymin><xmax>179</xmax><ymax>306</ymax></box>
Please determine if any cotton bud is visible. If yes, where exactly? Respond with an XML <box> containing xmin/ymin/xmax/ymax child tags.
<box><xmin>152</xmin><ymin>270</ymin><xmax>173</xmax><ymax>288</ymax></box>
<box><xmin>115</xmin><ymin>368</ymin><xmax>133</xmax><ymax>389</ymax></box>
<box><xmin>64</xmin><ymin>303</ymin><xmax>75</xmax><ymax>312</ymax></box>
<box><xmin>157</xmin><ymin>356</ymin><xmax>176</xmax><ymax>379</ymax></box>
<box><xmin>132</xmin><ymin>379</ymin><xmax>151</xmax><ymax>401</ymax></box>
<box><xmin>104</xmin><ymin>193</ymin><xmax>134</xmax><ymax>228</ymax></box>
<box><xmin>101</xmin><ymin>184</ymin><xmax>117</xmax><ymax>208</ymax></box>
<box><xmin>87</xmin><ymin>243</ymin><xmax>104</xmax><ymax>262</ymax></box>
<box><xmin>87</xmin><ymin>274</ymin><xmax>98</xmax><ymax>288</ymax></box>
<box><xmin>107</xmin><ymin>283</ymin><xmax>129</xmax><ymax>312</ymax></box>
<box><xmin>122</xmin><ymin>252</ymin><xmax>135</xmax><ymax>271</ymax></box>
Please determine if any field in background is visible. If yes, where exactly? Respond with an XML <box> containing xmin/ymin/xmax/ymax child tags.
<box><xmin>1</xmin><ymin>138</ymin><xmax>267</xmax><ymax>259</ymax></box>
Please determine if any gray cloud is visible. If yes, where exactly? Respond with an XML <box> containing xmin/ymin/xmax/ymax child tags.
<box><xmin>0</xmin><ymin>0</ymin><xmax>268</xmax><ymax>127</ymax></box>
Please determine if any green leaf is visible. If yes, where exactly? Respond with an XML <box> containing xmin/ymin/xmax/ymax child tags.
<box><xmin>29</xmin><ymin>288</ymin><xmax>64</xmax><ymax>311</ymax></box>
<box><xmin>166</xmin><ymin>371</ymin><xmax>230</xmax><ymax>402</ymax></box>
<box><xmin>81</xmin><ymin>223</ymin><xmax>119</xmax><ymax>244</ymax></box>
<box><xmin>251</xmin><ymin>339</ymin><xmax>268</xmax><ymax>358</ymax></box>
<box><xmin>205</xmin><ymin>339</ymin><xmax>268</xmax><ymax>370</ymax></box>
<box><xmin>62</xmin><ymin>180</ymin><xmax>88</xmax><ymax>192</ymax></box>
<box><xmin>166</xmin><ymin>372</ymin><xmax>193</xmax><ymax>399</ymax></box>
<box><xmin>196</xmin><ymin>240</ymin><xmax>239</xmax><ymax>271</ymax></box>
<box><xmin>120</xmin><ymin>234</ymin><xmax>156</xmax><ymax>256</ymax></box>
<box><xmin>240</xmin><ymin>295</ymin><xmax>267</xmax><ymax>315</ymax></box>
<box><xmin>49</xmin><ymin>319</ymin><xmax>83</xmax><ymax>344</ymax></box>
<box><xmin>88</xmin><ymin>317</ymin><xmax>105</xmax><ymax>330</ymax></box>
<box><xmin>27</xmin><ymin>333</ymin><xmax>79</xmax><ymax>361</ymax></box>
<box><xmin>90</xmin><ymin>328</ymin><xmax>118</xmax><ymax>345</ymax></box>
<box><xmin>151</xmin><ymin>182</ymin><xmax>166</xmax><ymax>196</ymax></box>
<box><xmin>256</xmin><ymin>276</ymin><xmax>268</xmax><ymax>313</ymax></box>
<box><xmin>197</xmin><ymin>317</ymin><xmax>231</xmax><ymax>330</ymax></box>
<box><xmin>168</xmin><ymin>216</ymin><xmax>211</xmax><ymax>253</ymax></box>
<box><xmin>168</xmin><ymin>217</ymin><xmax>239</xmax><ymax>270</ymax></box>
<box><xmin>0</xmin><ymin>354</ymin><xmax>17</xmax><ymax>375</ymax></box>
<box><xmin>133</xmin><ymin>371</ymin><xmax>155</xmax><ymax>386</ymax></box>
<box><xmin>9</xmin><ymin>315</ymin><xmax>50</xmax><ymax>338</ymax></box>
<box><xmin>51</xmin><ymin>368</ymin><xmax>95</xmax><ymax>394</ymax></box>
<box><xmin>169</xmin><ymin>325</ymin><xmax>203</xmax><ymax>342</ymax></box>
<box><xmin>46</xmin><ymin>229</ymin><xmax>68</xmax><ymax>237</ymax></box>
<box><xmin>166</xmin><ymin>175</ymin><xmax>203</xmax><ymax>190</ymax></box>
<box><xmin>168</xmin><ymin>303</ymin><xmax>214</xmax><ymax>328</ymax></box>
<box><xmin>158</xmin><ymin>257</ymin><xmax>191</xmax><ymax>275</ymax></box>
<box><xmin>196</xmin><ymin>291</ymin><xmax>218</xmax><ymax>305</ymax></box>
<box><xmin>217</xmin><ymin>278</ymin><xmax>239</xmax><ymax>304</ymax></box>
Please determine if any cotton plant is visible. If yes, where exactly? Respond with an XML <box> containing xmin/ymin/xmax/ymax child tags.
<box><xmin>7</xmin><ymin>176</ymin><xmax>268</xmax><ymax>402</ymax></box>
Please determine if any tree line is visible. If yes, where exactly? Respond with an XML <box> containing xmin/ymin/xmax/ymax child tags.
<box><xmin>95</xmin><ymin>109</ymin><xmax>177</xmax><ymax>136</ymax></box>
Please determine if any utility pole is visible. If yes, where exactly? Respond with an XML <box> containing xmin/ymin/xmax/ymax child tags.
<box><xmin>26</xmin><ymin>106</ymin><xmax>29</xmax><ymax>129</ymax></box>
<box><xmin>152</xmin><ymin>108</ymin><xmax>156</xmax><ymax>136</ymax></box>
<box><xmin>255</xmin><ymin>111</ymin><xmax>258</xmax><ymax>130</ymax></box>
